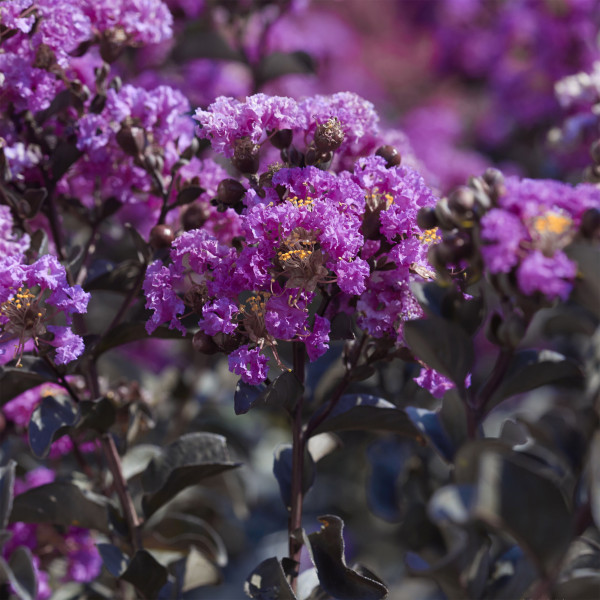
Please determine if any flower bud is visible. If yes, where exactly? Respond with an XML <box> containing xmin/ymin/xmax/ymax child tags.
<box><xmin>375</xmin><ymin>145</ymin><xmax>402</xmax><ymax>168</ymax></box>
<box><xmin>448</xmin><ymin>187</ymin><xmax>477</xmax><ymax>222</ymax></box>
<box><xmin>116</xmin><ymin>124</ymin><xmax>145</xmax><ymax>157</ymax></box>
<box><xmin>192</xmin><ymin>331</ymin><xmax>219</xmax><ymax>355</ymax></box>
<box><xmin>217</xmin><ymin>178</ymin><xmax>246</xmax><ymax>206</ymax></box>
<box><xmin>149</xmin><ymin>224</ymin><xmax>175</xmax><ymax>249</ymax></box>
<box><xmin>580</xmin><ymin>207</ymin><xmax>600</xmax><ymax>238</ymax></box>
<box><xmin>232</xmin><ymin>137</ymin><xmax>260</xmax><ymax>174</ymax></box>
<box><xmin>416</xmin><ymin>206</ymin><xmax>439</xmax><ymax>230</ymax></box>
<box><xmin>270</xmin><ymin>129</ymin><xmax>293</xmax><ymax>150</ymax></box>
<box><xmin>182</xmin><ymin>204</ymin><xmax>211</xmax><ymax>231</ymax></box>
<box><xmin>314</xmin><ymin>117</ymin><xmax>344</xmax><ymax>152</ymax></box>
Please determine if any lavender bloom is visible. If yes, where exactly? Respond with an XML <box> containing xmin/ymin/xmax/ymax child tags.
<box><xmin>479</xmin><ymin>176</ymin><xmax>600</xmax><ymax>299</ymax></box>
<box><xmin>229</xmin><ymin>345</ymin><xmax>270</xmax><ymax>385</ymax></box>
<box><xmin>0</xmin><ymin>204</ymin><xmax>30</xmax><ymax>258</ymax></box>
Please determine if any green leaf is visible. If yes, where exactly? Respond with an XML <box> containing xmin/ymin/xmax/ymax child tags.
<box><xmin>141</xmin><ymin>433</ymin><xmax>240</xmax><ymax>518</ymax></box>
<box><xmin>404</xmin><ymin>316</ymin><xmax>474</xmax><ymax>387</ymax></box>
<box><xmin>305</xmin><ymin>515</ymin><xmax>388</xmax><ymax>600</ymax></box>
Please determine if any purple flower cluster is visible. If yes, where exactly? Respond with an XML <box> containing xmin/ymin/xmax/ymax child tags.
<box><xmin>194</xmin><ymin>92</ymin><xmax>379</xmax><ymax>167</ymax></box>
<box><xmin>3</xmin><ymin>468</ymin><xmax>101</xmax><ymax>599</ymax></box>
<box><xmin>480</xmin><ymin>177</ymin><xmax>600</xmax><ymax>300</ymax></box>
<box><xmin>144</xmin><ymin>91</ymin><xmax>439</xmax><ymax>385</ymax></box>
<box><xmin>0</xmin><ymin>251</ymin><xmax>90</xmax><ymax>365</ymax></box>
<box><xmin>0</xmin><ymin>0</ymin><xmax>173</xmax><ymax>114</ymax></box>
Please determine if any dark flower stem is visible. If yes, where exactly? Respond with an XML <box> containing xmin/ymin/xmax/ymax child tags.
<box><xmin>288</xmin><ymin>342</ymin><xmax>306</xmax><ymax>589</ymax></box>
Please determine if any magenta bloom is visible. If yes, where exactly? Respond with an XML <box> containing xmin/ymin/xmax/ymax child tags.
<box><xmin>229</xmin><ymin>345</ymin><xmax>270</xmax><ymax>385</ymax></box>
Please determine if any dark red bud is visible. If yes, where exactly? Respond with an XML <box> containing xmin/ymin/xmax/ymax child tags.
<box><xmin>192</xmin><ymin>331</ymin><xmax>219</xmax><ymax>355</ymax></box>
<box><xmin>232</xmin><ymin>137</ymin><xmax>260</xmax><ymax>174</ymax></box>
<box><xmin>149</xmin><ymin>224</ymin><xmax>175</xmax><ymax>249</ymax></box>
<box><xmin>314</xmin><ymin>117</ymin><xmax>344</xmax><ymax>152</ymax></box>
<box><xmin>182</xmin><ymin>204</ymin><xmax>211</xmax><ymax>231</ymax></box>
<box><xmin>375</xmin><ymin>145</ymin><xmax>401</xmax><ymax>168</ymax></box>
<box><xmin>581</xmin><ymin>207</ymin><xmax>600</xmax><ymax>238</ymax></box>
<box><xmin>270</xmin><ymin>129</ymin><xmax>293</xmax><ymax>150</ymax></box>
<box><xmin>217</xmin><ymin>178</ymin><xmax>246</xmax><ymax>206</ymax></box>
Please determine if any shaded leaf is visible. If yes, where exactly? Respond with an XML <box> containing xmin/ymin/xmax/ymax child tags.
<box><xmin>148</xmin><ymin>513</ymin><xmax>227</xmax><ymax>567</ymax></box>
<box><xmin>121</xmin><ymin>444</ymin><xmax>162</xmax><ymax>480</ymax></box>
<box><xmin>28</xmin><ymin>395</ymin><xmax>79</xmax><ymax>458</ymax></box>
<box><xmin>244</xmin><ymin>557</ymin><xmax>296</xmax><ymax>600</ymax></box>
<box><xmin>93</xmin><ymin>321</ymin><xmax>189</xmax><ymax>358</ymax></box>
<box><xmin>0</xmin><ymin>357</ymin><xmax>57</xmax><ymax>406</ymax></box>
<box><xmin>309</xmin><ymin>394</ymin><xmax>421</xmax><ymax>440</ymax></box>
<box><xmin>141</xmin><ymin>433</ymin><xmax>240</xmax><ymax>517</ymax></box>
<box><xmin>126</xmin><ymin>223</ymin><xmax>152</xmax><ymax>263</ymax></box>
<box><xmin>22</xmin><ymin>188</ymin><xmax>47</xmax><ymax>218</ymax></box>
<box><xmin>306</xmin><ymin>515</ymin><xmax>388</xmax><ymax>600</ymax></box>
<box><xmin>565</xmin><ymin>242</ymin><xmax>600</xmax><ymax>318</ymax></box>
<box><xmin>121</xmin><ymin>550</ymin><xmax>169</xmax><ymax>599</ymax></box>
<box><xmin>0</xmin><ymin>547</ymin><xmax>37</xmax><ymax>600</ymax></box>
<box><xmin>175</xmin><ymin>186</ymin><xmax>204</xmax><ymax>207</ymax></box>
<box><xmin>10</xmin><ymin>482</ymin><xmax>113</xmax><ymax>534</ymax></box>
<box><xmin>235</xmin><ymin>371</ymin><xmax>302</xmax><ymax>415</ymax></box>
<box><xmin>329</xmin><ymin>312</ymin><xmax>355</xmax><ymax>340</ymax></box>
<box><xmin>172</xmin><ymin>546</ymin><xmax>221</xmax><ymax>592</ymax></box>
<box><xmin>0</xmin><ymin>462</ymin><xmax>16</xmax><ymax>530</ymax></box>
<box><xmin>50</xmin><ymin>142</ymin><xmax>82</xmax><ymax>180</ymax></box>
<box><xmin>172</xmin><ymin>27</ymin><xmax>242</xmax><ymax>62</ymax></box>
<box><xmin>472</xmin><ymin>450</ymin><xmax>574</xmax><ymax>573</ymax></box>
<box><xmin>97</xmin><ymin>543</ymin><xmax>128</xmax><ymax>578</ymax></box>
<box><xmin>404</xmin><ymin>317</ymin><xmax>474</xmax><ymax>387</ymax></box>
<box><xmin>486</xmin><ymin>350</ymin><xmax>584</xmax><ymax>412</ymax></box>
<box><xmin>84</xmin><ymin>259</ymin><xmax>141</xmax><ymax>292</ymax></box>
<box><xmin>590</xmin><ymin>431</ymin><xmax>600</xmax><ymax>530</ymax></box>
<box><xmin>77</xmin><ymin>397</ymin><xmax>117</xmax><ymax>433</ymax></box>
<box><xmin>273</xmin><ymin>444</ymin><xmax>315</xmax><ymax>509</ymax></box>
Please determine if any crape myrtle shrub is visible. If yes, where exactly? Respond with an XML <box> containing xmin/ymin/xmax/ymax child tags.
<box><xmin>1</xmin><ymin>0</ymin><xmax>600</xmax><ymax>598</ymax></box>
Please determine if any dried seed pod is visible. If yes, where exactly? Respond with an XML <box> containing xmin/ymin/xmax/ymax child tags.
<box><xmin>314</xmin><ymin>117</ymin><xmax>344</xmax><ymax>152</ymax></box>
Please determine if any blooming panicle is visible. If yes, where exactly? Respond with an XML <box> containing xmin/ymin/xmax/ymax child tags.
<box><xmin>480</xmin><ymin>176</ymin><xmax>600</xmax><ymax>300</ymax></box>
<box><xmin>0</xmin><ymin>253</ymin><xmax>90</xmax><ymax>365</ymax></box>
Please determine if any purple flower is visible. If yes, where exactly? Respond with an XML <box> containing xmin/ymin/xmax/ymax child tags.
<box><xmin>306</xmin><ymin>315</ymin><xmax>330</xmax><ymax>361</ymax></box>
<box><xmin>516</xmin><ymin>250</ymin><xmax>577</xmax><ymax>301</ymax></box>
<box><xmin>229</xmin><ymin>345</ymin><xmax>269</xmax><ymax>385</ymax></box>
<box><xmin>143</xmin><ymin>261</ymin><xmax>186</xmax><ymax>335</ymax></box>
<box><xmin>480</xmin><ymin>208</ymin><xmax>528</xmax><ymax>273</ymax></box>
<box><xmin>199</xmin><ymin>298</ymin><xmax>238</xmax><ymax>336</ymax></box>
<box><xmin>265</xmin><ymin>291</ymin><xmax>310</xmax><ymax>340</ymax></box>
<box><xmin>0</xmin><ymin>204</ymin><xmax>30</xmax><ymax>258</ymax></box>
<box><xmin>413</xmin><ymin>367</ymin><xmax>455</xmax><ymax>399</ymax></box>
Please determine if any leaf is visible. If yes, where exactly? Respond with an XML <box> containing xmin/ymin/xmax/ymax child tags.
<box><xmin>175</xmin><ymin>186</ymin><xmax>204</xmax><ymax>207</ymax></box>
<box><xmin>486</xmin><ymin>350</ymin><xmax>584</xmax><ymax>412</ymax></box>
<box><xmin>172</xmin><ymin>546</ymin><xmax>221</xmax><ymax>592</ymax></box>
<box><xmin>172</xmin><ymin>27</ymin><xmax>243</xmax><ymax>62</ymax></box>
<box><xmin>472</xmin><ymin>450</ymin><xmax>574</xmax><ymax>573</ymax></box>
<box><xmin>329</xmin><ymin>312</ymin><xmax>355</xmax><ymax>340</ymax></box>
<box><xmin>22</xmin><ymin>188</ymin><xmax>47</xmax><ymax>218</ymax></box>
<box><xmin>50</xmin><ymin>142</ymin><xmax>82</xmax><ymax>180</ymax></box>
<box><xmin>121</xmin><ymin>445</ymin><xmax>162</xmax><ymax>480</ymax></box>
<box><xmin>120</xmin><ymin>550</ymin><xmax>169</xmax><ymax>599</ymax></box>
<box><xmin>141</xmin><ymin>433</ymin><xmax>240</xmax><ymax>517</ymax></box>
<box><xmin>77</xmin><ymin>397</ymin><xmax>117</xmax><ymax>433</ymax></box>
<box><xmin>244</xmin><ymin>557</ymin><xmax>296</xmax><ymax>600</ymax></box>
<box><xmin>0</xmin><ymin>547</ymin><xmax>37</xmax><ymax>600</ymax></box>
<box><xmin>234</xmin><ymin>371</ymin><xmax>302</xmax><ymax>415</ymax></box>
<box><xmin>10</xmin><ymin>482</ymin><xmax>113</xmax><ymax>534</ymax></box>
<box><xmin>84</xmin><ymin>259</ymin><xmax>142</xmax><ymax>292</ymax></box>
<box><xmin>0</xmin><ymin>462</ymin><xmax>16</xmax><ymax>530</ymax></box>
<box><xmin>28</xmin><ymin>394</ymin><xmax>79</xmax><ymax>458</ymax></box>
<box><xmin>305</xmin><ymin>515</ymin><xmax>388</xmax><ymax>600</ymax></box>
<box><xmin>97</xmin><ymin>543</ymin><xmax>129</xmax><ymax>578</ymax></box>
<box><xmin>309</xmin><ymin>394</ymin><xmax>421</xmax><ymax>440</ymax></box>
<box><xmin>148</xmin><ymin>513</ymin><xmax>227</xmax><ymax>567</ymax></box>
<box><xmin>590</xmin><ymin>431</ymin><xmax>600</xmax><ymax>530</ymax></box>
<box><xmin>273</xmin><ymin>444</ymin><xmax>315</xmax><ymax>509</ymax></box>
<box><xmin>0</xmin><ymin>357</ymin><xmax>58</xmax><ymax>406</ymax></box>
<box><xmin>565</xmin><ymin>242</ymin><xmax>600</xmax><ymax>318</ymax></box>
<box><xmin>404</xmin><ymin>317</ymin><xmax>474</xmax><ymax>387</ymax></box>
<box><xmin>93</xmin><ymin>321</ymin><xmax>189</xmax><ymax>358</ymax></box>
